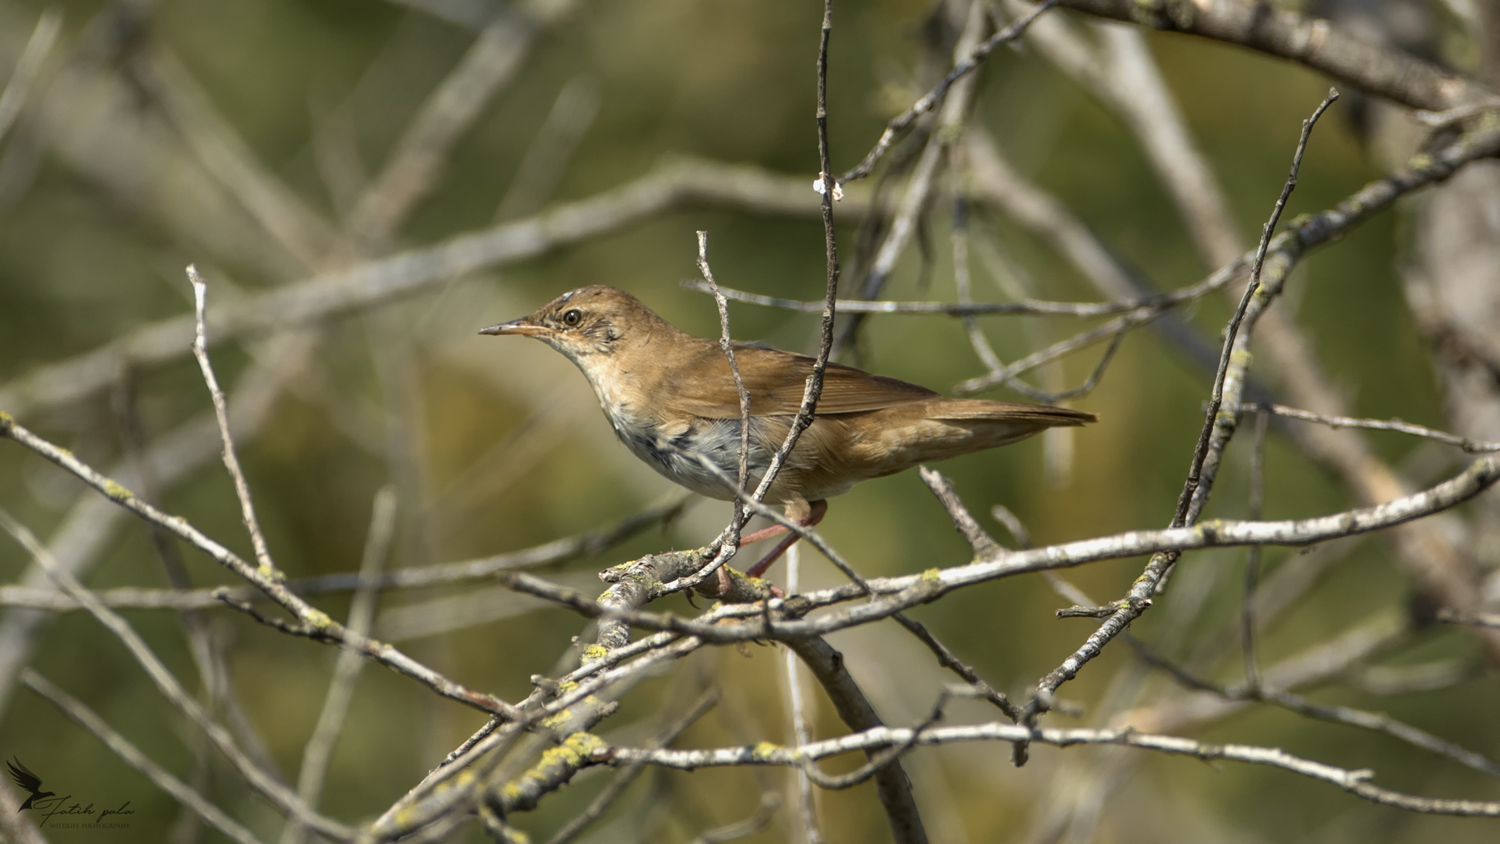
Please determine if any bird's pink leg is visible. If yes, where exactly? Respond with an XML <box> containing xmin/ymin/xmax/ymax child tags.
<box><xmin>738</xmin><ymin>521</ymin><xmax>791</xmax><ymax>546</ymax></box>
<box><xmin>745</xmin><ymin>500</ymin><xmax>826</xmax><ymax>580</ymax></box>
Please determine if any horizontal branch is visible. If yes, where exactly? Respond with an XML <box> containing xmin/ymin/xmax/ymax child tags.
<box><xmin>499</xmin><ymin>456</ymin><xmax>1500</xmax><ymax>644</ymax></box>
<box><xmin>600</xmin><ymin>720</ymin><xmax>1500</xmax><ymax>817</ymax></box>
<box><xmin>1240</xmin><ymin>403</ymin><xmax>1500</xmax><ymax>453</ymax></box>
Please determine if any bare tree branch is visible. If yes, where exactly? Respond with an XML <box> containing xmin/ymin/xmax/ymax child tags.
<box><xmin>601</xmin><ymin>718</ymin><xmax>1500</xmax><ymax>817</ymax></box>
<box><xmin>1056</xmin><ymin>0</ymin><xmax>1490</xmax><ymax>110</ymax></box>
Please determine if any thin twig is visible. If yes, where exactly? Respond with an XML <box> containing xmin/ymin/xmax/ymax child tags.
<box><xmin>696</xmin><ymin>231</ymin><xmax>753</xmax><ymax>593</ymax></box>
<box><xmin>658</xmin><ymin>447</ymin><xmax>870</xmax><ymax>596</ymax></box>
<box><xmin>1182</xmin><ymin>89</ymin><xmax>1340</xmax><ymax>527</ymax></box>
<box><xmin>681</xmin><ymin>279</ymin><xmax>1189</xmax><ymax>317</ymax></box>
<box><xmin>0</xmin><ymin>412</ymin><xmax>519</xmax><ymax>718</ymax></box>
<box><xmin>956</xmin><ymin>307</ymin><xmax>1152</xmax><ymax>395</ymax></box>
<box><xmin>892</xmin><ymin>605</ymin><xmax>1022</xmax><ymax>720</ymax></box>
<box><xmin>919</xmin><ymin>467</ymin><xmax>1001</xmax><ymax>558</ymax></box>
<box><xmin>832</xmin><ymin>0</ymin><xmax>990</xmax><ymax>356</ymax></box>
<box><xmin>798</xmin><ymin>692</ymin><xmax>952</xmax><ymax>791</ymax></box>
<box><xmin>188</xmin><ymin>266</ymin><xmax>281</xmax><ymax>579</ymax></box>
<box><xmin>984</xmin><ymin>330</ymin><xmax>1125</xmax><ymax>403</ymax></box>
<box><xmin>951</xmin><ymin>189</ymin><xmax>1005</xmax><ymax>374</ymax></box>
<box><xmin>1017</xmin><ymin>90</ymin><xmax>1340</xmax><ymax>746</ymax></box>
<box><xmin>667</xmin><ymin>2</ymin><xmax>846</xmax><ymax>596</ymax></box>
<box><xmin>1240</xmin><ymin>403</ymin><xmax>1500</xmax><ymax>453</ymax></box>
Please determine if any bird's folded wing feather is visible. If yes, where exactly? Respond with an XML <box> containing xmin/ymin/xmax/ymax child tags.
<box><xmin>664</xmin><ymin>343</ymin><xmax>1099</xmax><ymax>426</ymax></box>
<box><xmin>665</xmin><ymin>344</ymin><xmax>939</xmax><ymax>417</ymax></box>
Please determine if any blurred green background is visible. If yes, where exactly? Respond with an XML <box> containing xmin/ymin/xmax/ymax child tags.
<box><xmin>0</xmin><ymin>0</ymin><xmax>1496</xmax><ymax>842</ymax></box>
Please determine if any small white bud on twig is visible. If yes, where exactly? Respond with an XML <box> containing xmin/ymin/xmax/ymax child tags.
<box><xmin>813</xmin><ymin>173</ymin><xmax>844</xmax><ymax>201</ymax></box>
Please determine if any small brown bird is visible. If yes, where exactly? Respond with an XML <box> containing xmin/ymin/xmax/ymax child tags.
<box><xmin>481</xmin><ymin>286</ymin><xmax>1094</xmax><ymax>582</ymax></box>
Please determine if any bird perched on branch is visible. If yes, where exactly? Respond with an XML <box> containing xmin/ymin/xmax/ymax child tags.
<box><xmin>482</xmin><ymin>286</ymin><xmax>1094</xmax><ymax>585</ymax></box>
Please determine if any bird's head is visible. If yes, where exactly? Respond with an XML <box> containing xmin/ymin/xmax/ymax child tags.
<box><xmin>480</xmin><ymin>286</ymin><xmax>668</xmax><ymax>363</ymax></box>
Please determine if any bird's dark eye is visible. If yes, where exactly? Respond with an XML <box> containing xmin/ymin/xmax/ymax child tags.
<box><xmin>562</xmin><ymin>309</ymin><xmax>582</xmax><ymax>327</ymax></box>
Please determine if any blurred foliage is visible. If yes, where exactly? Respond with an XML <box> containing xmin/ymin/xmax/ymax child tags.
<box><xmin>0</xmin><ymin>0</ymin><xmax>1496</xmax><ymax>842</ymax></box>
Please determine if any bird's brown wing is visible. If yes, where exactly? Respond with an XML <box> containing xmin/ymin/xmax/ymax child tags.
<box><xmin>664</xmin><ymin>342</ymin><xmax>939</xmax><ymax>419</ymax></box>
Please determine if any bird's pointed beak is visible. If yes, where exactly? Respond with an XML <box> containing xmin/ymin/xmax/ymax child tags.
<box><xmin>479</xmin><ymin>318</ymin><xmax>548</xmax><ymax>337</ymax></box>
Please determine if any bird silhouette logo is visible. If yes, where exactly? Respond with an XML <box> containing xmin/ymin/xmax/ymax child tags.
<box><xmin>7</xmin><ymin>757</ymin><xmax>55</xmax><ymax>813</ymax></box>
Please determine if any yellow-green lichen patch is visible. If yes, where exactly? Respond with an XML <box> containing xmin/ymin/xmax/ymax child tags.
<box><xmin>390</xmin><ymin>805</ymin><xmax>422</xmax><ymax>830</ymax></box>
<box><xmin>564</xmin><ymin>732</ymin><xmax>607</xmax><ymax>758</ymax></box>
<box><xmin>540</xmin><ymin>709</ymin><xmax>574</xmax><ymax>730</ymax></box>
<box><xmin>302</xmin><ymin>608</ymin><xmax>333</xmax><ymax>629</ymax></box>
<box><xmin>581</xmin><ymin>644</ymin><xmax>609</xmax><ymax>662</ymax></box>
<box><xmin>103</xmin><ymin>479</ymin><xmax>134</xmax><ymax>501</ymax></box>
<box><xmin>921</xmin><ymin>568</ymin><xmax>942</xmax><ymax>584</ymax></box>
<box><xmin>0</xmin><ymin>410</ymin><xmax>14</xmax><ymax>427</ymax></box>
<box><xmin>751</xmin><ymin>741</ymin><xmax>781</xmax><ymax>760</ymax></box>
<box><xmin>517</xmin><ymin>732</ymin><xmax>604</xmax><ymax>787</ymax></box>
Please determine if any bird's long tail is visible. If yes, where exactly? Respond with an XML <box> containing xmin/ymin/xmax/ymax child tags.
<box><xmin>858</xmin><ymin>398</ymin><xmax>1096</xmax><ymax>469</ymax></box>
